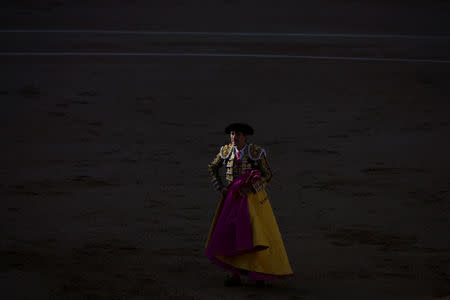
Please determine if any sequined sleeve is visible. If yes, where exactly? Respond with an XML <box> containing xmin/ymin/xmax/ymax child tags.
<box><xmin>259</xmin><ymin>152</ymin><xmax>273</xmax><ymax>185</ymax></box>
<box><xmin>208</xmin><ymin>152</ymin><xmax>224</xmax><ymax>191</ymax></box>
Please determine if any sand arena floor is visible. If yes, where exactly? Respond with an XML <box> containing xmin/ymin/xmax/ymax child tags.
<box><xmin>1</xmin><ymin>1</ymin><xmax>450</xmax><ymax>299</ymax></box>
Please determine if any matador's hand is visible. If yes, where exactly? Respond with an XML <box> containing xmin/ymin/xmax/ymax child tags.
<box><xmin>251</xmin><ymin>178</ymin><xmax>264</xmax><ymax>193</ymax></box>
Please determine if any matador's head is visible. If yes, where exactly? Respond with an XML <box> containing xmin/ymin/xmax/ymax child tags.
<box><xmin>225</xmin><ymin>123</ymin><xmax>254</xmax><ymax>149</ymax></box>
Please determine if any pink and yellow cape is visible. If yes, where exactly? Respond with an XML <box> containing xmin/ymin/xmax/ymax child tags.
<box><xmin>205</xmin><ymin>171</ymin><xmax>293</xmax><ymax>280</ymax></box>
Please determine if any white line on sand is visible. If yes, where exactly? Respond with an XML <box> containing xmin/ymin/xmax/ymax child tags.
<box><xmin>1</xmin><ymin>52</ymin><xmax>449</xmax><ymax>63</ymax></box>
<box><xmin>1</xmin><ymin>30</ymin><xmax>450</xmax><ymax>40</ymax></box>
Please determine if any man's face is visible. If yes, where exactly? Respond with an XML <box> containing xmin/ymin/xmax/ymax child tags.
<box><xmin>230</xmin><ymin>131</ymin><xmax>247</xmax><ymax>147</ymax></box>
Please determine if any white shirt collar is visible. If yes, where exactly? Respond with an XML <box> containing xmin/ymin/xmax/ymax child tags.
<box><xmin>234</xmin><ymin>144</ymin><xmax>247</xmax><ymax>153</ymax></box>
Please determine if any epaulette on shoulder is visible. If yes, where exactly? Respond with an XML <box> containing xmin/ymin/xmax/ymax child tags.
<box><xmin>219</xmin><ymin>143</ymin><xmax>233</xmax><ymax>159</ymax></box>
<box><xmin>249</xmin><ymin>144</ymin><xmax>266</xmax><ymax>160</ymax></box>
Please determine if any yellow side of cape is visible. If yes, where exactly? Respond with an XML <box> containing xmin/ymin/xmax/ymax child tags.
<box><xmin>205</xmin><ymin>189</ymin><xmax>293</xmax><ymax>276</ymax></box>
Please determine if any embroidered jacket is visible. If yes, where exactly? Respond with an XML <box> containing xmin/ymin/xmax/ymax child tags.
<box><xmin>208</xmin><ymin>143</ymin><xmax>273</xmax><ymax>192</ymax></box>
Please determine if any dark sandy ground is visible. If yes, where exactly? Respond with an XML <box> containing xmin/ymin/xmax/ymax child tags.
<box><xmin>1</xmin><ymin>1</ymin><xmax>450</xmax><ymax>299</ymax></box>
<box><xmin>1</xmin><ymin>0</ymin><xmax>450</xmax><ymax>35</ymax></box>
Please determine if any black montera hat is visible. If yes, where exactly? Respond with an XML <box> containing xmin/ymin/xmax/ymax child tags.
<box><xmin>224</xmin><ymin>123</ymin><xmax>254</xmax><ymax>135</ymax></box>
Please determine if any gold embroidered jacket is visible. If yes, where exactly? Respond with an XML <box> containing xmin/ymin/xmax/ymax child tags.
<box><xmin>208</xmin><ymin>143</ymin><xmax>273</xmax><ymax>192</ymax></box>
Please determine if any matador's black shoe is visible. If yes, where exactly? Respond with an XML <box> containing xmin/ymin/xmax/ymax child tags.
<box><xmin>224</xmin><ymin>276</ymin><xmax>242</xmax><ymax>287</ymax></box>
